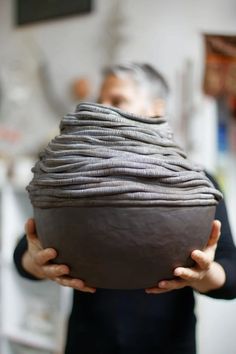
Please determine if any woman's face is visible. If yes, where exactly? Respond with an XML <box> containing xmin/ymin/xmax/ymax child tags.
<box><xmin>98</xmin><ymin>74</ymin><xmax>160</xmax><ymax>116</ymax></box>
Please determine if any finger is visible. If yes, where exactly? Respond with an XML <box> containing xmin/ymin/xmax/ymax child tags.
<box><xmin>34</xmin><ymin>248</ymin><xmax>57</xmax><ymax>266</ymax></box>
<box><xmin>157</xmin><ymin>279</ymin><xmax>187</xmax><ymax>291</ymax></box>
<box><xmin>78</xmin><ymin>285</ymin><xmax>97</xmax><ymax>293</ymax></box>
<box><xmin>206</xmin><ymin>220</ymin><xmax>221</xmax><ymax>248</ymax></box>
<box><xmin>191</xmin><ymin>250</ymin><xmax>211</xmax><ymax>270</ymax></box>
<box><xmin>55</xmin><ymin>277</ymin><xmax>96</xmax><ymax>293</ymax></box>
<box><xmin>25</xmin><ymin>218</ymin><xmax>36</xmax><ymax>236</ymax></box>
<box><xmin>145</xmin><ymin>287</ymin><xmax>172</xmax><ymax>294</ymax></box>
<box><xmin>146</xmin><ymin>279</ymin><xmax>187</xmax><ymax>293</ymax></box>
<box><xmin>42</xmin><ymin>264</ymin><xmax>70</xmax><ymax>278</ymax></box>
<box><xmin>174</xmin><ymin>267</ymin><xmax>203</xmax><ymax>281</ymax></box>
<box><xmin>25</xmin><ymin>219</ymin><xmax>41</xmax><ymax>246</ymax></box>
<box><xmin>71</xmin><ymin>279</ymin><xmax>96</xmax><ymax>293</ymax></box>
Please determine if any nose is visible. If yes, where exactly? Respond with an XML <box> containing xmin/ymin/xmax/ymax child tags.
<box><xmin>99</xmin><ymin>100</ymin><xmax>110</xmax><ymax>106</ymax></box>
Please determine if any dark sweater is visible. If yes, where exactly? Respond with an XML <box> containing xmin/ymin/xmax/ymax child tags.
<box><xmin>14</xmin><ymin>174</ymin><xmax>236</xmax><ymax>354</ymax></box>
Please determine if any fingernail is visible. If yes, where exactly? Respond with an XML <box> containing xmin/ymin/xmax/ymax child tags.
<box><xmin>174</xmin><ymin>269</ymin><xmax>181</xmax><ymax>276</ymax></box>
<box><xmin>159</xmin><ymin>281</ymin><xmax>167</xmax><ymax>288</ymax></box>
<box><xmin>61</xmin><ymin>267</ymin><xmax>69</xmax><ymax>273</ymax></box>
<box><xmin>192</xmin><ymin>250</ymin><xmax>199</xmax><ymax>257</ymax></box>
<box><xmin>89</xmin><ymin>289</ymin><xmax>96</xmax><ymax>293</ymax></box>
<box><xmin>48</xmin><ymin>249</ymin><xmax>57</xmax><ymax>256</ymax></box>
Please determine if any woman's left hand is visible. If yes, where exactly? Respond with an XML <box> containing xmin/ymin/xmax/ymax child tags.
<box><xmin>146</xmin><ymin>220</ymin><xmax>226</xmax><ymax>294</ymax></box>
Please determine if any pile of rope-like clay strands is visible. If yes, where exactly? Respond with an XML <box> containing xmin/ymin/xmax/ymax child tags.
<box><xmin>27</xmin><ymin>103</ymin><xmax>222</xmax><ymax>208</ymax></box>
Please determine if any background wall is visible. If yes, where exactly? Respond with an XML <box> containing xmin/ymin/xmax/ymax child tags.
<box><xmin>0</xmin><ymin>1</ymin><xmax>235</xmax><ymax>353</ymax></box>
<box><xmin>1</xmin><ymin>0</ymin><xmax>236</xmax><ymax>159</ymax></box>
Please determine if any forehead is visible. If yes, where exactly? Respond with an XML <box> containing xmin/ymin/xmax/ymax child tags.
<box><xmin>100</xmin><ymin>74</ymin><xmax>139</xmax><ymax>94</ymax></box>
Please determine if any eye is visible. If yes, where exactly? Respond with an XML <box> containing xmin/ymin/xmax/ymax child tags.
<box><xmin>112</xmin><ymin>98</ymin><xmax>122</xmax><ymax>107</ymax></box>
<box><xmin>111</xmin><ymin>96</ymin><xmax>128</xmax><ymax>108</ymax></box>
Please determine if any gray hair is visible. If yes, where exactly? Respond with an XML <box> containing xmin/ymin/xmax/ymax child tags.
<box><xmin>103</xmin><ymin>63</ymin><xmax>169</xmax><ymax>101</ymax></box>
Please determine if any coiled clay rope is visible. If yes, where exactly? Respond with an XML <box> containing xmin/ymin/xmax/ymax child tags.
<box><xmin>27</xmin><ymin>103</ymin><xmax>222</xmax><ymax>208</ymax></box>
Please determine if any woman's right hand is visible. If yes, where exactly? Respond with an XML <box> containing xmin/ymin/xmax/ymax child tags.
<box><xmin>22</xmin><ymin>218</ymin><xmax>96</xmax><ymax>293</ymax></box>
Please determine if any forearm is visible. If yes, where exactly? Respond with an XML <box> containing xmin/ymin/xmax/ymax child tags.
<box><xmin>204</xmin><ymin>256</ymin><xmax>236</xmax><ymax>299</ymax></box>
<box><xmin>204</xmin><ymin>173</ymin><xmax>236</xmax><ymax>299</ymax></box>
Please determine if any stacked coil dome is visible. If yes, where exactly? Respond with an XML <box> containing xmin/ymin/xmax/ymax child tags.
<box><xmin>27</xmin><ymin>103</ymin><xmax>222</xmax><ymax>208</ymax></box>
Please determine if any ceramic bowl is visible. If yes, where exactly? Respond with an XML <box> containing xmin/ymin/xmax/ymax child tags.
<box><xmin>34</xmin><ymin>204</ymin><xmax>215</xmax><ymax>289</ymax></box>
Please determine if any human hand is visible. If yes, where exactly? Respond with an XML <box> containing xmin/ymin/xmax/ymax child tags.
<box><xmin>22</xmin><ymin>218</ymin><xmax>96</xmax><ymax>293</ymax></box>
<box><xmin>146</xmin><ymin>220</ymin><xmax>226</xmax><ymax>294</ymax></box>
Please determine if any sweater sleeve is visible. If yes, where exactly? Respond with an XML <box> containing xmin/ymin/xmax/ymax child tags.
<box><xmin>203</xmin><ymin>172</ymin><xmax>236</xmax><ymax>300</ymax></box>
<box><xmin>13</xmin><ymin>235</ymin><xmax>42</xmax><ymax>281</ymax></box>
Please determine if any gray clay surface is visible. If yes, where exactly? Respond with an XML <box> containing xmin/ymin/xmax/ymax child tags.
<box><xmin>27</xmin><ymin>103</ymin><xmax>222</xmax><ymax>289</ymax></box>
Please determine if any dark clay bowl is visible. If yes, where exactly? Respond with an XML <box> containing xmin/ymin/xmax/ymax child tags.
<box><xmin>34</xmin><ymin>205</ymin><xmax>215</xmax><ymax>289</ymax></box>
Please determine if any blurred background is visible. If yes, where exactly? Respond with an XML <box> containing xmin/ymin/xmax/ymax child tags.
<box><xmin>0</xmin><ymin>0</ymin><xmax>235</xmax><ymax>353</ymax></box>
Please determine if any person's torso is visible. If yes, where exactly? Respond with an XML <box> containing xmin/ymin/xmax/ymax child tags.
<box><xmin>65</xmin><ymin>287</ymin><xmax>196</xmax><ymax>354</ymax></box>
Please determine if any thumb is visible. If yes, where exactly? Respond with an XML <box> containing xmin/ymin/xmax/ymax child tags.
<box><xmin>206</xmin><ymin>220</ymin><xmax>221</xmax><ymax>250</ymax></box>
<box><xmin>25</xmin><ymin>218</ymin><xmax>38</xmax><ymax>243</ymax></box>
